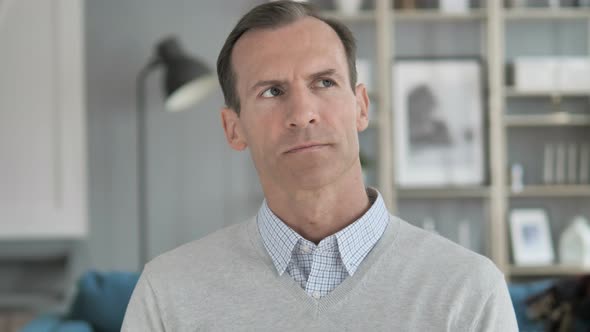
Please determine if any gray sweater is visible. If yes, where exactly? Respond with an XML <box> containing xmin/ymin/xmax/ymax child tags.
<box><xmin>122</xmin><ymin>215</ymin><xmax>518</xmax><ymax>331</ymax></box>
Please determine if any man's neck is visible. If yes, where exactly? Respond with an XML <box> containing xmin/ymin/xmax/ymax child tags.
<box><xmin>263</xmin><ymin>168</ymin><xmax>370</xmax><ymax>244</ymax></box>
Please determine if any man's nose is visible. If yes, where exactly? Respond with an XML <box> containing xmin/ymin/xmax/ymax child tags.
<box><xmin>285</xmin><ymin>86</ymin><xmax>318</xmax><ymax>129</ymax></box>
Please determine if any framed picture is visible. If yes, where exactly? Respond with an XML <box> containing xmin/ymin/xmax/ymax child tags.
<box><xmin>393</xmin><ymin>58</ymin><xmax>485</xmax><ymax>188</ymax></box>
<box><xmin>509</xmin><ymin>209</ymin><xmax>555</xmax><ymax>266</ymax></box>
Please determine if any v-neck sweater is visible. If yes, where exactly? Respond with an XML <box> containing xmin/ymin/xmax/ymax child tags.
<box><xmin>122</xmin><ymin>215</ymin><xmax>518</xmax><ymax>331</ymax></box>
<box><xmin>256</xmin><ymin>188</ymin><xmax>389</xmax><ymax>298</ymax></box>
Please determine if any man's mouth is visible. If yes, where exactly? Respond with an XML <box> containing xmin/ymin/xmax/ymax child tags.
<box><xmin>284</xmin><ymin>143</ymin><xmax>330</xmax><ymax>154</ymax></box>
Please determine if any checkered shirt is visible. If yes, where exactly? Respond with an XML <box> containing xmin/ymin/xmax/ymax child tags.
<box><xmin>257</xmin><ymin>188</ymin><xmax>389</xmax><ymax>299</ymax></box>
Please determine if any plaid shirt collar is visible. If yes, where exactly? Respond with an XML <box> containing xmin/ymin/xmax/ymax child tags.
<box><xmin>257</xmin><ymin>188</ymin><xmax>389</xmax><ymax>276</ymax></box>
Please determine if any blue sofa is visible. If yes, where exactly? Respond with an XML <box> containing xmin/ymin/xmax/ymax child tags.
<box><xmin>21</xmin><ymin>270</ymin><xmax>558</xmax><ymax>332</ymax></box>
<box><xmin>21</xmin><ymin>270</ymin><xmax>140</xmax><ymax>332</ymax></box>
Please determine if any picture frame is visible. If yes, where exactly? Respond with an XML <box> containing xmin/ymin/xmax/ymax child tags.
<box><xmin>509</xmin><ymin>209</ymin><xmax>555</xmax><ymax>266</ymax></box>
<box><xmin>392</xmin><ymin>58</ymin><xmax>485</xmax><ymax>188</ymax></box>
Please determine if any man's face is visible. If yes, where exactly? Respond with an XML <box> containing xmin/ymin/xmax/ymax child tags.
<box><xmin>221</xmin><ymin>17</ymin><xmax>369</xmax><ymax>192</ymax></box>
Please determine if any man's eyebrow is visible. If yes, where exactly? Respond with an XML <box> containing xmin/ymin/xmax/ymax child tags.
<box><xmin>307</xmin><ymin>69</ymin><xmax>340</xmax><ymax>81</ymax></box>
<box><xmin>249</xmin><ymin>69</ymin><xmax>343</xmax><ymax>93</ymax></box>
<box><xmin>250</xmin><ymin>79</ymin><xmax>288</xmax><ymax>93</ymax></box>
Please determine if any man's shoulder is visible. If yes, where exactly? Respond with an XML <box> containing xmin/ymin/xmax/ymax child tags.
<box><xmin>383</xmin><ymin>217</ymin><xmax>516</xmax><ymax>331</ymax></box>
<box><xmin>394</xmin><ymin>217</ymin><xmax>504</xmax><ymax>286</ymax></box>
<box><xmin>144</xmin><ymin>218</ymin><xmax>258</xmax><ymax>279</ymax></box>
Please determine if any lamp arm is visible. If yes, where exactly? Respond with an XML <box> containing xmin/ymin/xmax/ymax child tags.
<box><xmin>136</xmin><ymin>58</ymin><xmax>160</xmax><ymax>269</ymax></box>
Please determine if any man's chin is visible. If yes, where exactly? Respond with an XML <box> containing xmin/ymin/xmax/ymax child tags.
<box><xmin>283</xmin><ymin>168</ymin><xmax>341</xmax><ymax>191</ymax></box>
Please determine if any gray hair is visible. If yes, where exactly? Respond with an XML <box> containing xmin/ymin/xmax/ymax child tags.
<box><xmin>216</xmin><ymin>0</ymin><xmax>357</xmax><ymax>114</ymax></box>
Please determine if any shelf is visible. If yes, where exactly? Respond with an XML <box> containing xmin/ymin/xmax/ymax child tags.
<box><xmin>504</xmin><ymin>113</ymin><xmax>590</xmax><ymax>127</ymax></box>
<box><xmin>394</xmin><ymin>9</ymin><xmax>487</xmax><ymax>21</ymax></box>
<box><xmin>397</xmin><ymin>186</ymin><xmax>490</xmax><ymax>199</ymax></box>
<box><xmin>505</xmin><ymin>88</ymin><xmax>590</xmax><ymax>98</ymax></box>
<box><xmin>320</xmin><ymin>10</ymin><xmax>376</xmax><ymax>22</ymax></box>
<box><xmin>324</xmin><ymin>2</ymin><xmax>589</xmax><ymax>280</ymax></box>
<box><xmin>509</xmin><ymin>185</ymin><xmax>590</xmax><ymax>197</ymax></box>
<box><xmin>509</xmin><ymin>264</ymin><xmax>590</xmax><ymax>277</ymax></box>
<box><xmin>504</xmin><ymin>8</ymin><xmax>590</xmax><ymax>20</ymax></box>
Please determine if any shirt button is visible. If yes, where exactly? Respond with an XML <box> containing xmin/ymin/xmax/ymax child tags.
<box><xmin>312</xmin><ymin>291</ymin><xmax>321</xmax><ymax>299</ymax></box>
<box><xmin>301</xmin><ymin>245</ymin><xmax>312</xmax><ymax>254</ymax></box>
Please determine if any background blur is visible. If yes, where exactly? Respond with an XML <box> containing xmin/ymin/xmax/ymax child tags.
<box><xmin>1</xmin><ymin>0</ymin><xmax>590</xmax><ymax>330</ymax></box>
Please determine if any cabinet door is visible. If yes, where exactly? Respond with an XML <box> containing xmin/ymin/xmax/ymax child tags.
<box><xmin>0</xmin><ymin>0</ymin><xmax>86</xmax><ymax>238</ymax></box>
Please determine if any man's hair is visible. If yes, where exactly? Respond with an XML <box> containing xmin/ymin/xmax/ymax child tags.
<box><xmin>216</xmin><ymin>0</ymin><xmax>357</xmax><ymax>114</ymax></box>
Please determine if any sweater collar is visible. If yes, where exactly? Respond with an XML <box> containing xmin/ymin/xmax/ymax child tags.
<box><xmin>256</xmin><ymin>188</ymin><xmax>389</xmax><ymax>276</ymax></box>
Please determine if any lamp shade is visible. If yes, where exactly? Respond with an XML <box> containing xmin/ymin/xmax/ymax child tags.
<box><xmin>156</xmin><ymin>37</ymin><xmax>216</xmax><ymax>112</ymax></box>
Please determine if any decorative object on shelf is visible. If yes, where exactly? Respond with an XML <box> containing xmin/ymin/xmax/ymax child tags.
<box><xmin>511</xmin><ymin>163</ymin><xmax>524</xmax><ymax>193</ymax></box>
<box><xmin>559</xmin><ymin>58</ymin><xmax>590</xmax><ymax>92</ymax></box>
<box><xmin>580</xmin><ymin>143</ymin><xmax>590</xmax><ymax>184</ymax></box>
<box><xmin>543</xmin><ymin>143</ymin><xmax>555</xmax><ymax>184</ymax></box>
<box><xmin>514</xmin><ymin>57</ymin><xmax>558</xmax><ymax>92</ymax></box>
<box><xmin>393</xmin><ymin>59</ymin><xmax>484</xmax><ymax>188</ymax></box>
<box><xmin>356</xmin><ymin>58</ymin><xmax>372</xmax><ymax>94</ymax></box>
<box><xmin>555</xmin><ymin>142</ymin><xmax>566</xmax><ymax>184</ymax></box>
<box><xmin>513</xmin><ymin>57</ymin><xmax>590</xmax><ymax>92</ymax></box>
<box><xmin>543</xmin><ymin>142</ymin><xmax>588</xmax><ymax>185</ymax></box>
<box><xmin>136</xmin><ymin>36</ymin><xmax>216</xmax><ymax>266</ymax></box>
<box><xmin>568</xmin><ymin>143</ymin><xmax>577</xmax><ymax>184</ymax></box>
<box><xmin>334</xmin><ymin>0</ymin><xmax>363</xmax><ymax>14</ymax></box>
<box><xmin>559</xmin><ymin>215</ymin><xmax>590</xmax><ymax>266</ymax></box>
<box><xmin>509</xmin><ymin>208</ymin><xmax>555</xmax><ymax>266</ymax></box>
<box><xmin>439</xmin><ymin>0</ymin><xmax>469</xmax><ymax>13</ymax></box>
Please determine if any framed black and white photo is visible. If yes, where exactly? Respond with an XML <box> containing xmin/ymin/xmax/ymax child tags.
<box><xmin>393</xmin><ymin>59</ymin><xmax>485</xmax><ymax>188</ymax></box>
<box><xmin>509</xmin><ymin>209</ymin><xmax>555</xmax><ymax>266</ymax></box>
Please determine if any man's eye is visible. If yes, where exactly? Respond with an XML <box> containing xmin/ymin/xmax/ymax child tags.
<box><xmin>315</xmin><ymin>79</ymin><xmax>335</xmax><ymax>88</ymax></box>
<box><xmin>261</xmin><ymin>87</ymin><xmax>283</xmax><ymax>98</ymax></box>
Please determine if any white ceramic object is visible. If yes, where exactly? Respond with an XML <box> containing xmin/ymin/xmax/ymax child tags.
<box><xmin>559</xmin><ymin>216</ymin><xmax>590</xmax><ymax>266</ymax></box>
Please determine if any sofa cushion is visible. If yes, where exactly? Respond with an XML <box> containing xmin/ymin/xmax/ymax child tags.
<box><xmin>508</xmin><ymin>279</ymin><xmax>554</xmax><ymax>332</ymax></box>
<box><xmin>68</xmin><ymin>270</ymin><xmax>139</xmax><ymax>332</ymax></box>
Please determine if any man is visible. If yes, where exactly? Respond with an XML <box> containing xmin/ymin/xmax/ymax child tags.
<box><xmin>122</xmin><ymin>1</ymin><xmax>518</xmax><ymax>330</ymax></box>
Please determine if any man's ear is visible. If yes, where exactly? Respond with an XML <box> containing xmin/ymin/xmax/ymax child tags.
<box><xmin>355</xmin><ymin>83</ymin><xmax>370</xmax><ymax>132</ymax></box>
<box><xmin>221</xmin><ymin>107</ymin><xmax>248</xmax><ymax>151</ymax></box>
